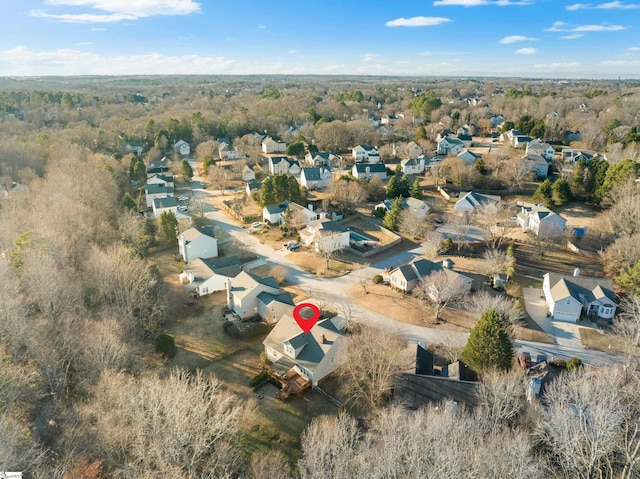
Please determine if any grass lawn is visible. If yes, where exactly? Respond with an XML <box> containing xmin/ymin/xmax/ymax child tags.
<box><xmin>579</xmin><ymin>327</ymin><xmax>628</xmax><ymax>355</ymax></box>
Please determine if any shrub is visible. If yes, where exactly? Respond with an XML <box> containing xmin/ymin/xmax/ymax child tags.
<box><xmin>566</xmin><ymin>357</ymin><xmax>583</xmax><ymax>372</ymax></box>
<box><xmin>155</xmin><ymin>333</ymin><xmax>176</xmax><ymax>359</ymax></box>
<box><xmin>442</xmin><ymin>237</ymin><xmax>454</xmax><ymax>253</ymax></box>
<box><xmin>549</xmin><ymin>358</ymin><xmax>566</xmax><ymax>369</ymax></box>
<box><xmin>249</xmin><ymin>370</ymin><xmax>269</xmax><ymax>387</ymax></box>
<box><xmin>372</xmin><ymin>274</ymin><xmax>384</xmax><ymax>284</ymax></box>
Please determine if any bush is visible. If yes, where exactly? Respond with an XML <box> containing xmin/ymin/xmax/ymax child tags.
<box><xmin>566</xmin><ymin>357</ymin><xmax>583</xmax><ymax>372</ymax></box>
<box><xmin>372</xmin><ymin>274</ymin><xmax>384</xmax><ymax>284</ymax></box>
<box><xmin>549</xmin><ymin>358</ymin><xmax>566</xmax><ymax>369</ymax></box>
<box><xmin>372</xmin><ymin>207</ymin><xmax>386</xmax><ymax>218</ymax></box>
<box><xmin>249</xmin><ymin>370</ymin><xmax>269</xmax><ymax>387</ymax></box>
<box><xmin>155</xmin><ymin>333</ymin><xmax>176</xmax><ymax>359</ymax></box>
<box><xmin>442</xmin><ymin>237</ymin><xmax>454</xmax><ymax>253</ymax></box>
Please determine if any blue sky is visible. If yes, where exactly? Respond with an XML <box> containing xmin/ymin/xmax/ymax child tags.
<box><xmin>0</xmin><ymin>0</ymin><xmax>639</xmax><ymax>78</ymax></box>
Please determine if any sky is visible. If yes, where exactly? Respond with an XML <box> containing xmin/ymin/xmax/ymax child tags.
<box><xmin>0</xmin><ymin>0</ymin><xmax>639</xmax><ymax>78</ymax></box>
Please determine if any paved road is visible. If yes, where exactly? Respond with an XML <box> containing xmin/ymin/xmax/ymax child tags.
<box><xmin>187</xmin><ymin>163</ymin><xmax>619</xmax><ymax>365</ymax></box>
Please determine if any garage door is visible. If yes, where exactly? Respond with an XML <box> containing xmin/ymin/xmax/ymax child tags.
<box><xmin>553</xmin><ymin>311</ymin><xmax>578</xmax><ymax>322</ymax></box>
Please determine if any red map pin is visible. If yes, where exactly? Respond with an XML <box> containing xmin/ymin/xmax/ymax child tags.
<box><xmin>293</xmin><ymin>303</ymin><xmax>321</xmax><ymax>334</ymax></box>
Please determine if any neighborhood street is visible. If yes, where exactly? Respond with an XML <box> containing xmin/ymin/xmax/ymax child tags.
<box><xmin>189</xmin><ymin>164</ymin><xmax>621</xmax><ymax>366</ymax></box>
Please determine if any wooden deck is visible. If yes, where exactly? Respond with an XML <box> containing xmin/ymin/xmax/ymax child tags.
<box><xmin>271</xmin><ymin>369</ymin><xmax>311</xmax><ymax>401</ymax></box>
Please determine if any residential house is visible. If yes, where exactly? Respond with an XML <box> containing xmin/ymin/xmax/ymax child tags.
<box><xmin>457</xmin><ymin>123</ymin><xmax>478</xmax><ymax>136</ymax></box>
<box><xmin>257</xmin><ymin>291</ymin><xmax>296</xmax><ymax>325</ymax></box>
<box><xmin>457</xmin><ymin>134</ymin><xmax>473</xmax><ymax>147</ymax></box>
<box><xmin>263</xmin><ymin>309</ymin><xmax>346</xmax><ymax>387</ymax></box>
<box><xmin>226</xmin><ymin>270</ymin><xmax>282</xmax><ymax>319</ymax></box>
<box><xmin>513</xmin><ymin>134</ymin><xmax>533</xmax><ymax>148</ymax></box>
<box><xmin>376</xmin><ymin>197</ymin><xmax>430</xmax><ymax>218</ymax></box>
<box><xmin>352</xmin><ymin>145</ymin><xmax>381</xmax><ymax>163</ymax></box>
<box><xmin>263</xmin><ymin>201</ymin><xmax>290</xmax><ymax>224</ymax></box>
<box><xmin>454</xmin><ymin>191</ymin><xmax>501</xmax><ymax>214</ymax></box>
<box><xmin>242</xmin><ymin>165</ymin><xmax>256</xmax><ymax>182</ymax></box>
<box><xmin>300</xmin><ymin>167</ymin><xmax>332</xmax><ymax>190</ymax></box>
<box><xmin>299</xmin><ymin>218</ymin><xmax>350</xmax><ymax>253</ymax></box>
<box><xmin>174</xmin><ymin>139</ymin><xmax>190</xmax><ymax>156</ymax></box>
<box><xmin>306</xmin><ymin>151</ymin><xmax>340</xmax><ymax>167</ymax></box>
<box><xmin>152</xmin><ymin>196</ymin><xmax>178</xmax><ymax>218</ymax></box>
<box><xmin>490</xmin><ymin>114</ymin><xmax>506</xmax><ymax>127</ymax></box>
<box><xmin>406</xmin><ymin>141</ymin><xmax>423</xmax><ymax>158</ymax></box>
<box><xmin>262</xmin><ymin>137</ymin><xmax>287</xmax><ymax>154</ymax></box>
<box><xmin>401</xmin><ymin>157</ymin><xmax>426</xmax><ymax>175</ymax></box>
<box><xmin>564</xmin><ymin>130</ymin><xmax>581</xmax><ymax>143</ymax></box>
<box><xmin>388</xmin><ymin>258</ymin><xmax>473</xmax><ymax>294</ymax></box>
<box><xmin>286</xmin><ymin>202</ymin><xmax>319</xmax><ymax>226</ymax></box>
<box><xmin>437</xmin><ymin>136</ymin><xmax>464</xmax><ymax>156</ymax></box>
<box><xmin>144</xmin><ymin>183</ymin><xmax>174</xmax><ymax>208</ymax></box>
<box><xmin>126</xmin><ymin>142</ymin><xmax>143</xmax><ymax>155</ymax></box>
<box><xmin>146</xmin><ymin>173</ymin><xmax>174</xmax><ymax>188</ymax></box>
<box><xmin>523</xmin><ymin>153</ymin><xmax>550</xmax><ymax>178</ymax></box>
<box><xmin>246</xmin><ymin>181</ymin><xmax>261</xmax><ymax>197</ymax></box>
<box><xmin>457</xmin><ymin>149</ymin><xmax>482</xmax><ymax>165</ymax></box>
<box><xmin>516</xmin><ymin>202</ymin><xmax>567</xmax><ymax>237</ymax></box>
<box><xmin>562</xmin><ymin>149</ymin><xmax>597</xmax><ymax>166</ymax></box>
<box><xmin>542</xmin><ymin>272</ymin><xmax>617</xmax><ymax>323</ymax></box>
<box><xmin>147</xmin><ymin>157</ymin><xmax>170</xmax><ymax>176</ymax></box>
<box><xmin>352</xmin><ymin>163</ymin><xmax>387</xmax><ymax>180</ymax></box>
<box><xmin>218</xmin><ymin>139</ymin><xmax>244</xmax><ymax>160</ymax></box>
<box><xmin>179</xmin><ymin>256</ymin><xmax>242</xmax><ymax>297</ymax></box>
<box><xmin>526</xmin><ymin>139</ymin><xmax>555</xmax><ymax>161</ymax></box>
<box><xmin>178</xmin><ymin>225</ymin><xmax>218</xmax><ymax>263</ymax></box>
<box><xmin>436</xmin><ymin>129</ymin><xmax>454</xmax><ymax>142</ymax></box>
<box><xmin>546</xmin><ymin>111</ymin><xmax>561</xmax><ymax>120</ymax></box>
<box><xmin>381</xmin><ymin>114</ymin><xmax>400</xmax><ymax>125</ymax></box>
<box><xmin>269</xmin><ymin>156</ymin><xmax>301</xmax><ymax>176</ymax></box>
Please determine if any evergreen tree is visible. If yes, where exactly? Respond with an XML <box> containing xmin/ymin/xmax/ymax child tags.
<box><xmin>618</xmin><ymin>262</ymin><xmax>640</xmax><ymax>295</ymax></box>
<box><xmin>532</xmin><ymin>179</ymin><xmax>554</xmax><ymax>207</ymax></box>
<box><xmin>158</xmin><ymin>211</ymin><xmax>179</xmax><ymax>245</ymax></box>
<box><xmin>590</xmin><ymin>157</ymin><xmax>609</xmax><ymax>204</ymax></box>
<box><xmin>280</xmin><ymin>206</ymin><xmax>293</xmax><ymax>233</ymax></box>
<box><xmin>181</xmin><ymin>158</ymin><xmax>193</xmax><ymax>180</ymax></box>
<box><xmin>551</xmin><ymin>178</ymin><xmax>572</xmax><ymax>206</ymax></box>
<box><xmin>410</xmin><ymin>178</ymin><xmax>423</xmax><ymax>199</ymax></box>
<box><xmin>273</xmin><ymin>174</ymin><xmax>289</xmax><ymax>203</ymax></box>
<box><xmin>286</xmin><ymin>174</ymin><xmax>302</xmax><ymax>203</ymax></box>
<box><xmin>570</xmin><ymin>158</ymin><xmax>587</xmax><ymax>199</ymax></box>
<box><xmin>203</xmin><ymin>155</ymin><xmax>216</xmax><ymax>173</ymax></box>
<box><xmin>415</xmin><ymin>124</ymin><xmax>427</xmax><ymax>141</ymax></box>
<box><xmin>383</xmin><ymin>197</ymin><xmax>403</xmax><ymax>231</ymax></box>
<box><xmin>286</xmin><ymin>142</ymin><xmax>305</xmax><ymax>157</ymax></box>
<box><xmin>600</xmin><ymin>158</ymin><xmax>639</xmax><ymax>198</ymax></box>
<box><xmin>461</xmin><ymin>309</ymin><xmax>514</xmax><ymax>372</ymax></box>
<box><xmin>120</xmin><ymin>192</ymin><xmax>137</xmax><ymax>211</ymax></box>
<box><xmin>260</xmin><ymin>177</ymin><xmax>276</xmax><ymax>206</ymax></box>
<box><xmin>386</xmin><ymin>175</ymin><xmax>400</xmax><ymax>198</ymax></box>
<box><xmin>129</xmin><ymin>154</ymin><xmax>146</xmax><ymax>182</ymax></box>
<box><xmin>399</xmin><ymin>174</ymin><xmax>411</xmax><ymax>198</ymax></box>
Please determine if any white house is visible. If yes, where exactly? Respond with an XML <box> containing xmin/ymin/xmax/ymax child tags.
<box><xmin>375</xmin><ymin>197</ymin><xmax>430</xmax><ymax>218</ymax></box>
<box><xmin>516</xmin><ymin>202</ymin><xmax>567</xmax><ymax>237</ymax></box>
<box><xmin>388</xmin><ymin>258</ymin><xmax>473</xmax><ymax>294</ymax></box>
<box><xmin>226</xmin><ymin>271</ymin><xmax>281</xmax><ymax>319</ymax></box>
<box><xmin>126</xmin><ymin>142</ymin><xmax>143</xmax><ymax>155</ymax></box>
<box><xmin>542</xmin><ymin>272</ymin><xmax>617</xmax><ymax>323</ymax></box>
<box><xmin>263</xmin><ymin>308</ymin><xmax>346</xmax><ymax>387</ymax></box>
<box><xmin>491</xmin><ymin>114</ymin><xmax>506</xmax><ymax>127</ymax></box>
<box><xmin>513</xmin><ymin>134</ymin><xmax>533</xmax><ymax>148</ymax></box>
<box><xmin>269</xmin><ymin>156</ymin><xmax>301</xmax><ymax>176</ymax></box>
<box><xmin>306</xmin><ymin>151</ymin><xmax>339</xmax><ymax>167</ymax></box>
<box><xmin>146</xmin><ymin>173</ymin><xmax>174</xmax><ymax>188</ymax></box>
<box><xmin>352</xmin><ymin>163</ymin><xmax>387</xmax><ymax>180</ymax></box>
<box><xmin>179</xmin><ymin>256</ymin><xmax>241</xmax><ymax>297</ymax></box>
<box><xmin>246</xmin><ymin>181</ymin><xmax>261</xmax><ymax>197</ymax></box>
<box><xmin>352</xmin><ymin>145</ymin><xmax>380</xmax><ymax>163</ymax></box>
<box><xmin>174</xmin><ymin>139</ymin><xmax>190</xmax><ymax>156</ymax></box>
<box><xmin>454</xmin><ymin>191</ymin><xmax>501</xmax><ymax>214</ymax></box>
<box><xmin>218</xmin><ymin>141</ymin><xmax>244</xmax><ymax>161</ymax></box>
<box><xmin>437</xmin><ymin>136</ymin><xmax>464</xmax><ymax>156</ymax></box>
<box><xmin>178</xmin><ymin>225</ymin><xmax>218</xmax><ymax>263</ymax></box>
<box><xmin>286</xmin><ymin>202</ymin><xmax>319</xmax><ymax>226</ymax></box>
<box><xmin>299</xmin><ymin>167</ymin><xmax>332</xmax><ymax>190</ymax></box>
<box><xmin>401</xmin><ymin>157</ymin><xmax>426</xmax><ymax>175</ymax></box>
<box><xmin>144</xmin><ymin>183</ymin><xmax>174</xmax><ymax>208</ymax></box>
<box><xmin>147</xmin><ymin>157</ymin><xmax>170</xmax><ymax>176</ymax></box>
<box><xmin>406</xmin><ymin>141</ymin><xmax>423</xmax><ymax>158</ymax></box>
<box><xmin>262</xmin><ymin>137</ymin><xmax>287</xmax><ymax>154</ymax></box>
<box><xmin>152</xmin><ymin>196</ymin><xmax>178</xmax><ymax>218</ymax></box>
<box><xmin>457</xmin><ymin>134</ymin><xmax>472</xmax><ymax>147</ymax></box>
<box><xmin>523</xmin><ymin>153</ymin><xmax>550</xmax><ymax>178</ymax></box>
<box><xmin>242</xmin><ymin>165</ymin><xmax>256</xmax><ymax>182</ymax></box>
<box><xmin>526</xmin><ymin>140</ymin><xmax>555</xmax><ymax>161</ymax></box>
<box><xmin>263</xmin><ymin>201</ymin><xmax>290</xmax><ymax>224</ymax></box>
<box><xmin>457</xmin><ymin>149</ymin><xmax>482</xmax><ymax>165</ymax></box>
<box><xmin>299</xmin><ymin>218</ymin><xmax>350</xmax><ymax>253</ymax></box>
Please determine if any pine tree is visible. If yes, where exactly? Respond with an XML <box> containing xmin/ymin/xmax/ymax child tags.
<box><xmin>551</xmin><ymin>178</ymin><xmax>572</xmax><ymax>206</ymax></box>
<box><xmin>461</xmin><ymin>309</ymin><xmax>513</xmax><ymax>372</ymax></box>
<box><xmin>181</xmin><ymin>158</ymin><xmax>193</xmax><ymax>180</ymax></box>
<box><xmin>158</xmin><ymin>211</ymin><xmax>179</xmax><ymax>245</ymax></box>
<box><xmin>410</xmin><ymin>178</ymin><xmax>422</xmax><ymax>199</ymax></box>
<box><xmin>383</xmin><ymin>197</ymin><xmax>403</xmax><ymax>231</ymax></box>
<box><xmin>260</xmin><ymin>177</ymin><xmax>276</xmax><ymax>206</ymax></box>
<box><xmin>399</xmin><ymin>174</ymin><xmax>410</xmax><ymax>198</ymax></box>
<box><xmin>416</xmin><ymin>124</ymin><xmax>427</xmax><ymax>141</ymax></box>
<box><xmin>120</xmin><ymin>192</ymin><xmax>137</xmax><ymax>211</ymax></box>
<box><xmin>386</xmin><ymin>175</ymin><xmax>399</xmax><ymax>198</ymax></box>
<box><xmin>532</xmin><ymin>179</ymin><xmax>554</xmax><ymax>207</ymax></box>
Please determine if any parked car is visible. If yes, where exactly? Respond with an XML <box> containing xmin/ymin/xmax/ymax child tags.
<box><xmin>536</xmin><ymin>353</ymin><xmax>547</xmax><ymax>364</ymax></box>
<box><xmin>285</xmin><ymin>241</ymin><xmax>300</xmax><ymax>251</ymax></box>
<box><xmin>177</xmin><ymin>205</ymin><xmax>188</xmax><ymax>212</ymax></box>
<box><xmin>519</xmin><ymin>352</ymin><xmax>532</xmax><ymax>369</ymax></box>
<box><xmin>178</xmin><ymin>195</ymin><xmax>189</xmax><ymax>201</ymax></box>
<box><xmin>251</xmin><ymin>222</ymin><xmax>263</xmax><ymax>229</ymax></box>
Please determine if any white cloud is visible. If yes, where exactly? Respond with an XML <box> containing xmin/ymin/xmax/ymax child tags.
<box><xmin>420</xmin><ymin>51</ymin><xmax>434</xmax><ymax>56</ymax></box>
<box><xmin>433</xmin><ymin>0</ymin><xmax>530</xmax><ymax>5</ymax></box>
<box><xmin>258</xmin><ymin>25</ymin><xmax>266</xmax><ymax>29</ymax></box>
<box><xmin>30</xmin><ymin>0</ymin><xmax>200</xmax><ymax>23</ymax></box>
<box><xmin>566</xmin><ymin>1</ymin><xmax>639</xmax><ymax>9</ymax></box>
<box><xmin>385</xmin><ymin>16</ymin><xmax>452</xmax><ymax>27</ymax></box>
<box><xmin>561</xmin><ymin>33</ymin><xmax>584</xmax><ymax>39</ymax></box>
<box><xmin>499</xmin><ymin>35</ymin><xmax>537</xmax><ymax>44</ymax></box>
<box><xmin>534</xmin><ymin>61</ymin><xmax>580</xmax><ymax>68</ymax></box>
<box><xmin>601</xmin><ymin>59</ymin><xmax>640</xmax><ymax>66</ymax></box>
<box><xmin>362</xmin><ymin>53</ymin><xmax>379</xmax><ymax>62</ymax></box>
<box><xmin>516</xmin><ymin>47</ymin><xmax>537</xmax><ymax>55</ymax></box>
<box><xmin>75</xmin><ymin>41</ymin><xmax>93</xmax><ymax>46</ymax></box>
<box><xmin>0</xmin><ymin>46</ymin><xmax>233</xmax><ymax>75</ymax></box>
<box><xmin>629</xmin><ymin>47</ymin><xmax>640</xmax><ymax>51</ymax></box>
<box><xmin>546</xmin><ymin>22</ymin><xmax>626</xmax><ymax>32</ymax></box>
<box><xmin>288</xmin><ymin>50</ymin><xmax>296</xmax><ymax>54</ymax></box>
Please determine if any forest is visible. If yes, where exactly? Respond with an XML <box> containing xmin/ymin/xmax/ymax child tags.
<box><xmin>1</xmin><ymin>75</ymin><xmax>640</xmax><ymax>478</ymax></box>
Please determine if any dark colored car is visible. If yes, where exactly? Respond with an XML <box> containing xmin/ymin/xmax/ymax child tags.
<box><xmin>519</xmin><ymin>352</ymin><xmax>532</xmax><ymax>369</ymax></box>
<box><xmin>536</xmin><ymin>354</ymin><xmax>547</xmax><ymax>364</ymax></box>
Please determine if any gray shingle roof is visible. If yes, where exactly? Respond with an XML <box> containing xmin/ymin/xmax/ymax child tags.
<box><xmin>153</xmin><ymin>197</ymin><xmax>177</xmax><ymax>208</ymax></box>
<box><xmin>354</xmin><ymin>163</ymin><xmax>386</xmax><ymax>173</ymax></box>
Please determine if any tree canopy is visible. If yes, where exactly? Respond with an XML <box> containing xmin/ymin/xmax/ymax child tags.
<box><xmin>461</xmin><ymin>308</ymin><xmax>514</xmax><ymax>372</ymax></box>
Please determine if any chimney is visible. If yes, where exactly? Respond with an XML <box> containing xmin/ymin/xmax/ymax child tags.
<box><xmin>573</xmin><ymin>268</ymin><xmax>580</xmax><ymax>277</ymax></box>
<box><xmin>321</xmin><ymin>334</ymin><xmax>326</xmax><ymax>344</ymax></box>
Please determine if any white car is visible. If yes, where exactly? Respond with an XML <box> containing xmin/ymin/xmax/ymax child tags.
<box><xmin>178</xmin><ymin>195</ymin><xmax>189</xmax><ymax>201</ymax></box>
<box><xmin>177</xmin><ymin>205</ymin><xmax>188</xmax><ymax>212</ymax></box>
<box><xmin>251</xmin><ymin>222</ymin><xmax>263</xmax><ymax>229</ymax></box>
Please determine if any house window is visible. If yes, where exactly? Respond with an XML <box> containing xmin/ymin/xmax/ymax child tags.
<box><xmin>567</xmin><ymin>299</ymin><xmax>571</xmax><ymax>305</ymax></box>
<box><xmin>201</xmin><ymin>287</ymin><xmax>208</xmax><ymax>295</ymax></box>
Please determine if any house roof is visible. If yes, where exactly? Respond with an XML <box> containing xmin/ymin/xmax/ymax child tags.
<box><xmin>307</xmin><ymin>217</ymin><xmax>349</xmax><ymax>234</ymax></box>
<box><xmin>354</xmin><ymin>145</ymin><xmax>378</xmax><ymax>152</ymax></box>
<box><xmin>181</xmin><ymin>225</ymin><xmax>216</xmax><ymax>242</ymax></box>
<box><xmin>545</xmin><ymin>273</ymin><xmax>616</xmax><ymax>305</ymax></box>
<box><xmin>149</xmin><ymin>157</ymin><xmax>169</xmax><ymax>170</ymax></box>
<box><xmin>183</xmin><ymin>256</ymin><xmax>241</xmax><ymax>284</ymax></box>
<box><xmin>175</xmin><ymin>139</ymin><xmax>189</xmax><ymax>147</ymax></box>
<box><xmin>263</xmin><ymin>310</ymin><xmax>345</xmax><ymax>374</ymax></box>
<box><xmin>457</xmin><ymin>134</ymin><xmax>472</xmax><ymax>142</ymax></box>
<box><xmin>145</xmin><ymin>183</ymin><xmax>174</xmax><ymax>195</ymax></box>
<box><xmin>148</xmin><ymin>173</ymin><xmax>174</xmax><ymax>183</ymax></box>
<box><xmin>230</xmin><ymin>270</ymin><xmax>280</xmax><ymax>302</ymax></box>
<box><xmin>257</xmin><ymin>291</ymin><xmax>295</xmax><ymax>307</ymax></box>
<box><xmin>301</xmin><ymin>167</ymin><xmax>328</xmax><ymax>181</ymax></box>
<box><xmin>246</xmin><ymin>181</ymin><xmax>262</xmax><ymax>190</ymax></box>
<box><xmin>354</xmin><ymin>163</ymin><xmax>387</xmax><ymax>173</ymax></box>
<box><xmin>455</xmin><ymin>191</ymin><xmax>501</xmax><ymax>210</ymax></box>
<box><xmin>518</xmin><ymin>202</ymin><xmax>565</xmax><ymax>224</ymax></box>
<box><xmin>153</xmin><ymin>197</ymin><xmax>178</xmax><ymax>208</ymax></box>
<box><xmin>394</xmin><ymin>373</ymin><xmax>480</xmax><ymax>410</ymax></box>
<box><xmin>439</xmin><ymin>136</ymin><xmax>464</xmax><ymax>146</ymax></box>
<box><xmin>457</xmin><ymin>149</ymin><xmax>481</xmax><ymax>160</ymax></box>
<box><xmin>264</xmin><ymin>201</ymin><xmax>290</xmax><ymax>215</ymax></box>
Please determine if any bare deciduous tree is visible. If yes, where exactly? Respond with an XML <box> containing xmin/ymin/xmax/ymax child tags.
<box><xmin>476</xmin><ymin>370</ymin><xmax>528</xmax><ymax>426</ymax></box>
<box><xmin>467</xmin><ymin>291</ymin><xmax>523</xmax><ymax>328</ymax></box>
<box><xmin>413</xmin><ymin>270</ymin><xmax>467</xmax><ymax>322</ymax></box>
<box><xmin>399</xmin><ymin>209</ymin><xmax>433</xmax><ymax>239</ymax></box>
<box><xmin>270</xmin><ymin>265</ymin><xmax>288</xmax><ymax>284</ymax></box>
<box><xmin>249</xmin><ymin>450</ymin><xmax>292</xmax><ymax>479</ymax></box>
